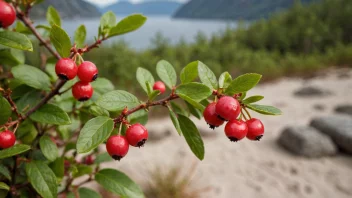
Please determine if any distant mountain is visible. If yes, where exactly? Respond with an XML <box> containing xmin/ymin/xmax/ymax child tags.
<box><xmin>174</xmin><ymin>0</ymin><xmax>317</xmax><ymax>20</ymax></box>
<box><xmin>101</xmin><ymin>1</ymin><xmax>182</xmax><ymax>16</ymax></box>
<box><xmin>30</xmin><ymin>0</ymin><xmax>100</xmax><ymax>19</ymax></box>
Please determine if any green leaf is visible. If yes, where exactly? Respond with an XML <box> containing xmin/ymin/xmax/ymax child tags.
<box><xmin>74</xmin><ymin>25</ymin><xmax>86</xmax><ymax>48</ymax></box>
<box><xmin>167</xmin><ymin>106</ymin><xmax>182</xmax><ymax>135</ymax></box>
<box><xmin>225</xmin><ymin>73</ymin><xmax>262</xmax><ymax>95</ymax></box>
<box><xmin>246</xmin><ymin>104</ymin><xmax>282</xmax><ymax>115</ymax></box>
<box><xmin>176</xmin><ymin>82</ymin><xmax>212</xmax><ymax>101</ymax></box>
<box><xmin>91</xmin><ymin>78</ymin><xmax>115</xmax><ymax>94</ymax></box>
<box><xmin>242</xmin><ymin>95</ymin><xmax>264</xmax><ymax>104</ymax></box>
<box><xmin>30</xmin><ymin>104</ymin><xmax>71</xmax><ymax>125</ymax></box>
<box><xmin>69</xmin><ymin>188</ymin><xmax>102</xmax><ymax>198</ymax></box>
<box><xmin>49</xmin><ymin>157</ymin><xmax>64</xmax><ymax>179</ymax></box>
<box><xmin>0</xmin><ymin>48</ymin><xmax>25</xmax><ymax>66</ymax></box>
<box><xmin>177</xmin><ymin>94</ymin><xmax>205</xmax><ymax>112</ymax></box>
<box><xmin>50</xmin><ymin>25</ymin><xmax>71</xmax><ymax>58</ymax></box>
<box><xmin>148</xmin><ymin>90</ymin><xmax>160</xmax><ymax>101</ymax></box>
<box><xmin>95</xmin><ymin>152</ymin><xmax>113</xmax><ymax>164</ymax></box>
<box><xmin>35</xmin><ymin>24</ymin><xmax>51</xmax><ymax>31</ymax></box>
<box><xmin>39</xmin><ymin>136</ymin><xmax>58</xmax><ymax>162</ymax></box>
<box><xmin>180</xmin><ymin>61</ymin><xmax>198</xmax><ymax>84</ymax></box>
<box><xmin>156</xmin><ymin>60</ymin><xmax>177</xmax><ymax>89</ymax></box>
<box><xmin>97</xmin><ymin>90</ymin><xmax>140</xmax><ymax>112</ymax></box>
<box><xmin>108</xmin><ymin>14</ymin><xmax>147</xmax><ymax>37</ymax></box>
<box><xmin>46</xmin><ymin>6</ymin><xmax>61</xmax><ymax>27</ymax></box>
<box><xmin>198</xmin><ymin>61</ymin><xmax>218</xmax><ymax>90</ymax></box>
<box><xmin>0</xmin><ymin>96</ymin><xmax>11</xmax><ymax>125</ymax></box>
<box><xmin>16</xmin><ymin>91</ymin><xmax>42</xmax><ymax>114</ymax></box>
<box><xmin>25</xmin><ymin>161</ymin><xmax>57</xmax><ymax>198</ymax></box>
<box><xmin>89</xmin><ymin>105</ymin><xmax>110</xmax><ymax>117</ymax></box>
<box><xmin>100</xmin><ymin>11</ymin><xmax>116</xmax><ymax>35</ymax></box>
<box><xmin>0</xmin><ymin>31</ymin><xmax>33</xmax><ymax>51</ymax></box>
<box><xmin>219</xmin><ymin>72</ymin><xmax>232</xmax><ymax>89</ymax></box>
<box><xmin>0</xmin><ymin>182</ymin><xmax>9</xmax><ymax>191</ymax></box>
<box><xmin>12</xmin><ymin>64</ymin><xmax>51</xmax><ymax>91</ymax></box>
<box><xmin>0</xmin><ymin>165</ymin><xmax>11</xmax><ymax>181</ymax></box>
<box><xmin>136</xmin><ymin>67</ymin><xmax>154</xmax><ymax>94</ymax></box>
<box><xmin>185</xmin><ymin>101</ymin><xmax>202</xmax><ymax>119</ymax></box>
<box><xmin>177</xmin><ymin>115</ymin><xmax>204</xmax><ymax>160</ymax></box>
<box><xmin>77</xmin><ymin>116</ymin><xmax>114</xmax><ymax>153</ymax></box>
<box><xmin>170</xmin><ymin>102</ymin><xmax>188</xmax><ymax>116</ymax></box>
<box><xmin>128</xmin><ymin>109</ymin><xmax>148</xmax><ymax>125</ymax></box>
<box><xmin>15</xmin><ymin>21</ymin><xmax>31</xmax><ymax>34</ymax></box>
<box><xmin>72</xmin><ymin>164</ymin><xmax>92</xmax><ymax>178</ymax></box>
<box><xmin>95</xmin><ymin>169</ymin><xmax>144</xmax><ymax>198</ymax></box>
<box><xmin>0</xmin><ymin>144</ymin><xmax>31</xmax><ymax>159</ymax></box>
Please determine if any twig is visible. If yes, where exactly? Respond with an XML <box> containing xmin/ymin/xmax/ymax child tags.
<box><xmin>11</xmin><ymin>3</ymin><xmax>61</xmax><ymax>59</ymax></box>
<box><xmin>3</xmin><ymin>89</ymin><xmax>22</xmax><ymax>120</ymax></box>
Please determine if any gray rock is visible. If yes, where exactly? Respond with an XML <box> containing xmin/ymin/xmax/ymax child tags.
<box><xmin>335</xmin><ymin>105</ymin><xmax>352</xmax><ymax>116</ymax></box>
<box><xmin>294</xmin><ymin>86</ymin><xmax>331</xmax><ymax>97</ymax></box>
<box><xmin>278</xmin><ymin>126</ymin><xmax>337</xmax><ymax>158</ymax></box>
<box><xmin>310</xmin><ymin>115</ymin><xmax>352</xmax><ymax>154</ymax></box>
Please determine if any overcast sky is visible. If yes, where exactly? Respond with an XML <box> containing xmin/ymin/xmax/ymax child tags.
<box><xmin>84</xmin><ymin>0</ymin><xmax>189</xmax><ymax>7</ymax></box>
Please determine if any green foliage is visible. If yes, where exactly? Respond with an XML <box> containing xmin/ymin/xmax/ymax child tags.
<box><xmin>0</xmin><ymin>31</ymin><xmax>33</xmax><ymax>51</ymax></box>
<box><xmin>0</xmin><ymin>145</ymin><xmax>31</xmax><ymax>159</ymax></box>
<box><xmin>0</xmin><ymin>97</ymin><xmax>11</xmax><ymax>125</ymax></box>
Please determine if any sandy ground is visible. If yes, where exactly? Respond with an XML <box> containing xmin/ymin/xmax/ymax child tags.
<box><xmin>87</xmin><ymin>68</ymin><xmax>352</xmax><ymax>198</ymax></box>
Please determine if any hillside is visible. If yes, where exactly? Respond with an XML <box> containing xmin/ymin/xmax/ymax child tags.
<box><xmin>101</xmin><ymin>1</ymin><xmax>182</xmax><ymax>16</ymax></box>
<box><xmin>30</xmin><ymin>0</ymin><xmax>100</xmax><ymax>19</ymax></box>
<box><xmin>173</xmin><ymin>0</ymin><xmax>317</xmax><ymax>20</ymax></box>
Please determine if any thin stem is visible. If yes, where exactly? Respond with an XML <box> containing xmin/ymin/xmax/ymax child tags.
<box><xmin>243</xmin><ymin>107</ymin><xmax>252</xmax><ymax>119</ymax></box>
<box><xmin>241</xmin><ymin>109</ymin><xmax>248</xmax><ymax>120</ymax></box>
<box><xmin>12</xmin><ymin>3</ymin><xmax>61</xmax><ymax>59</ymax></box>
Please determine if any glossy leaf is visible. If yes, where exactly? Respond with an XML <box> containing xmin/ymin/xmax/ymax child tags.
<box><xmin>177</xmin><ymin>94</ymin><xmax>205</xmax><ymax>112</ymax></box>
<box><xmin>68</xmin><ymin>188</ymin><xmax>102</xmax><ymax>198</ymax></box>
<box><xmin>219</xmin><ymin>72</ymin><xmax>232</xmax><ymax>89</ymax></box>
<box><xmin>95</xmin><ymin>152</ymin><xmax>113</xmax><ymax>164</ymax></box>
<box><xmin>76</xmin><ymin>116</ymin><xmax>114</xmax><ymax>153</ymax></box>
<box><xmin>167</xmin><ymin>105</ymin><xmax>182</xmax><ymax>135</ymax></box>
<box><xmin>30</xmin><ymin>104</ymin><xmax>71</xmax><ymax>125</ymax></box>
<box><xmin>100</xmin><ymin>11</ymin><xmax>116</xmax><ymax>34</ymax></box>
<box><xmin>0</xmin><ymin>97</ymin><xmax>11</xmax><ymax>125</ymax></box>
<box><xmin>176</xmin><ymin>82</ymin><xmax>212</xmax><ymax>101</ymax></box>
<box><xmin>12</xmin><ymin>65</ymin><xmax>51</xmax><ymax>91</ymax></box>
<box><xmin>242</xmin><ymin>95</ymin><xmax>264</xmax><ymax>104</ymax></box>
<box><xmin>97</xmin><ymin>90</ymin><xmax>140</xmax><ymax>112</ymax></box>
<box><xmin>128</xmin><ymin>109</ymin><xmax>148</xmax><ymax>125</ymax></box>
<box><xmin>50</xmin><ymin>25</ymin><xmax>71</xmax><ymax>58</ymax></box>
<box><xmin>180</xmin><ymin>61</ymin><xmax>198</xmax><ymax>84</ymax></box>
<box><xmin>198</xmin><ymin>61</ymin><xmax>218</xmax><ymax>90</ymax></box>
<box><xmin>0</xmin><ymin>31</ymin><xmax>33</xmax><ymax>51</ymax></box>
<box><xmin>95</xmin><ymin>169</ymin><xmax>144</xmax><ymax>198</ymax></box>
<box><xmin>49</xmin><ymin>157</ymin><xmax>64</xmax><ymax>178</ymax></box>
<box><xmin>246</xmin><ymin>104</ymin><xmax>282</xmax><ymax>115</ymax></box>
<box><xmin>136</xmin><ymin>67</ymin><xmax>154</xmax><ymax>94</ymax></box>
<box><xmin>225</xmin><ymin>73</ymin><xmax>262</xmax><ymax>95</ymax></box>
<box><xmin>0</xmin><ymin>144</ymin><xmax>31</xmax><ymax>159</ymax></box>
<box><xmin>39</xmin><ymin>136</ymin><xmax>59</xmax><ymax>162</ymax></box>
<box><xmin>89</xmin><ymin>105</ymin><xmax>110</xmax><ymax>117</ymax></box>
<box><xmin>46</xmin><ymin>6</ymin><xmax>61</xmax><ymax>27</ymax></box>
<box><xmin>0</xmin><ymin>182</ymin><xmax>9</xmax><ymax>191</ymax></box>
<box><xmin>0</xmin><ymin>48</ymin><xmax>25</xmax><ymax>66</ymax></box>
<box><xmin>91</xmin><ymin>78</ymin><xmax>115</xmax><ymax>94</ymax></box>
<box><xmin>177</xmin><ymin>115</ymin><xmax>204</xmax><ymax>160</ymax></box>
<box><xmin>108</xmin><ymin>14</ymin><xmax>147</xmax><ymax>37</ymax></box>
<box><xmin>26</xmin><ymin>161</ymin><xmax>57</xmax><ymax>198</ymax></box>
<box><xmin>156</xmin><ymin>60</ymin><xmax>177</xmax><ymax>89</ymax></box>
<box><xmin>15</xmin><ymin>91</ymin><xmax>42</xmax><ymax>114</ymax></box>
<box><xmin>74</xmin><ymin>25</ymin><xmax>86</xmax><ymax>48</ymax></box>
<box><xmin>185</xmin><ymin>101</ymin><xmax>202</xmax><ymax>119</ymax></box>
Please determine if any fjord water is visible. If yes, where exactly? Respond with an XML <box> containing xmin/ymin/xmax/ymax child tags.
<box><xmin>55</xmin><ymin>16</ymin><xmax>236</xmax><ymax>49</ymax></box>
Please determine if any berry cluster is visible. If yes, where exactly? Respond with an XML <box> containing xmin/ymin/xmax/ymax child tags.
<box><xmin>0</xmin><ymin>1</ymin><xmax>16</xmax><ymax>28</ymax></box>
<box><xmin>106</xmin><ymin>123</ymin><xmax>148</xmax><ymax>160</ymax></box>
<box><xmin>0</xmin><ymin>130</ymin><xmax>16</xmax><ymax>149</ymax></box>
<box><xmin>204</xmin><ymin>96</ymin><xmax>264</xmax><ymax>142</ymax></box>
<box><xmin>55</xmin><ymin>59</ymin><xmax>98</xmax><ymax>101</ymax></box>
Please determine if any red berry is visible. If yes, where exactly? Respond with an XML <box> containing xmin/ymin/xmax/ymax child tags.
<box><xmin>126</xmin><ymin>123</ymin><xmax>148</xmax><ymax>147</ymax></box>
<box><xmin>72</xmin><ymin>81</ymin><xmax>93</xmax><ymax>101</ymax></box>
<box><xmin>203</xmin><ymin>102</ymin><xmax>224</xmax><ymax>129</ymax></box>
<box><xmin>84</xmin><ymin>155</ymin><xmax>94</xmax><ymax>165</ymax></box>
<box><xmin>0</xmin><ymin>1</ymin><xmax>16</xmax><ymax>28</ymax></box>
<box><xmin>215</xmin><ymin>96</ymin><xmax>241</xmax><ymax>121</ymax></box>
<box><xmin>225</xmin><ymin>120</ymin><xmax>248</xmax><ymax>142</ymax></box>
<box><xmin>77</xmin><ymin>61</ymin><xmax>98</xmax><ymax>82</ymax></box>
<box><xmin>106</xmin><ymin>135</ymin><xmax>129</xmax><ymax>161</ymax></box>
<box><xmin>55</xmin><ymin>58</ymin><xmax>78</xmax><ymax>80</ymax></box>
<box><xmin>0</xmin><ymin>130</ymin><xmax>16</xmax><ymax>149</ymax></box>
<box><xmin>246</xmin><ymin>118</ymin><xmax>264</xmax><ymax>141</ymax></box>
<box><xmin>153</xmin><ymin>81</ymin><xmax>166</xmax><ymax>94</ymax></box>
